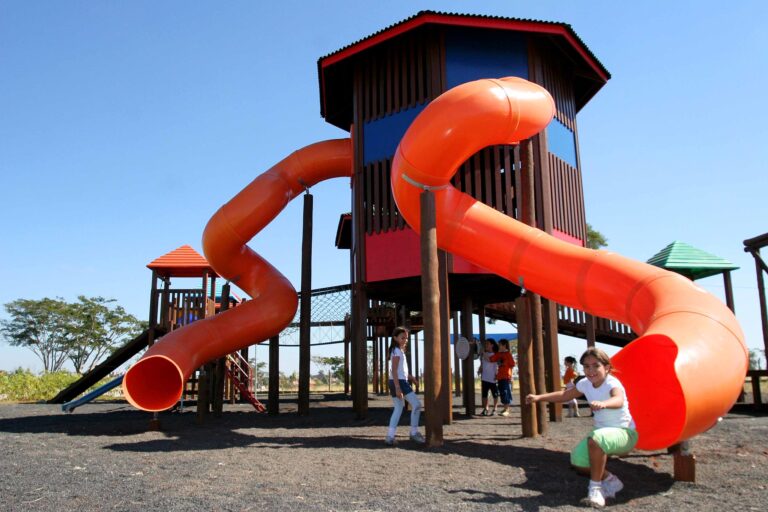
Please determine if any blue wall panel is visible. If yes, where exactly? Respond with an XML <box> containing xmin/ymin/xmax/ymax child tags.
<box><xmin>363</xmin><ymin>104</ymin><xmax>426</xmax><ymax>165</ymax></box>
<box><xmin>445</xmin><ymin>28</ymin><xmax>528</xmax><ymax>88</ymax></box>
<box><xmin>546</xmin><ymin>118</ymin><xmax>577</xmax><ymax>168</ymax></box>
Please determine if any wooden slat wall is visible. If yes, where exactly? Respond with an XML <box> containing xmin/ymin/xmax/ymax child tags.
<box><xmin>548</xmin><ymin>154</ymin><xmax>586</xmax><ymax>242</ymax></box>
<box><xmin>537</xmin><ymin>48</ymin><xmax>587</xmax><ymax>243</ymax></box>
<box><xmin>360</xmin><ymin>32</ymin><xmax>431</xmax><ymax>123</ymax></box>
<box><xmin>362</xmin><ymin>145</ymin><xmax>521</xmax><ymax>235</ymax></box>
<box><xmin>357</xmin><ymin>29</ymin><xmax>522</xmax><ymax>236</ymax></box>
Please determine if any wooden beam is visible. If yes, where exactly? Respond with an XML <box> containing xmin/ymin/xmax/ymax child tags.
<box><xmin>752</xmin><ymin>249</ymin><xmax>768</xmax><ymax>359</ymax></box>
<box><xmin>420</xmin><ymin>189</ymin><xmax>443</xmax><ymax>446</ymax></box>
<box><xmin>530</xmin><ymin>293</ymin><xmax>548</xmax><ymax>434</ymax></box>
<box><xmin>452</xmin><ymin>312</ymin><xmax>461</xmax><ymax>397</ymax></box>
<box><xmin>723</xmin><ymin>271</ymin><xmax>735</xmax><ymax>313</ymax></box>
<box><xmin>460</xmin><ymin>296</ymin><xmax>475</xmax><ymax>416</ymax></box>
<box><xmin>298</xmin><ymin>193</ymin><xmax>313</xmax><ymax>415</ymax></box>
<box><xmin>516</xmin><ymin>296</ymin><xmax>538</xmax><ymax>437</ymax></box>
<box><xmin>542</xmin><ymin>298</ymin><xmax>562</xmax><ymax>422</ymax></box>
<box><xmin>268</xmin><ymin>335</ymin><xmax>279</xmax><ymax>415</ymax></box>
<box><xmin>438</xmin><ymin>250</ymin><xmax>452</xmax><ymax>425</ymax></box>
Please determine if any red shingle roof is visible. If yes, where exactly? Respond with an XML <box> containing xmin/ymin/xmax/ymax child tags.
<box><xmin>147</xmin><ymin>245</ymin><xmax>217</xmax><ymax>278</ymax></box>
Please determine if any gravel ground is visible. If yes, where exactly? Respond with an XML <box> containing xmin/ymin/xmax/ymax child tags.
<box><xmin>0</xmin><ymin>394</ymin><xmax>766</xmax><ymax>512</ymax></box>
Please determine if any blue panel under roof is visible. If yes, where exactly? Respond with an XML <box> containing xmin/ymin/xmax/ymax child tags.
<box><xmin>445</xmin><ymin>28</ymin><xmax>528</xmax><ymax>88</ymax></box>
<box><xmin>363</xmin><ymin>104</ymin><xmax>426</xmax><ymax>165</ymax></box>
<box><xmin>547</xmin><ymin>118</ymin><xmax>578</xmax><ymax>168</ymax></box>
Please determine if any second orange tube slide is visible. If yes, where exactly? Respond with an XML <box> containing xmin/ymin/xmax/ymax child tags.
<box><xmin>122</xmin><ymin>139</ymin><xmax>352</xmax><ymax>411</ymax></box>
<box><xmin>391</xmin><ymin>77</ymin><xmax>747</xmax><ymax>450</ymax></box>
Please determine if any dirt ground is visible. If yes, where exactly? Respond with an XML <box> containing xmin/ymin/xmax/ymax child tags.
<box><xmin>0</xmin><ymin>394</ymin><xmax>766</xmax><ymax>512</ymax></box>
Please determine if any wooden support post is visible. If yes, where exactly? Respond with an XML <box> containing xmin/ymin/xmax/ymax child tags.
<box><xmin>585</xmin><ymin>313</ymin><xmax>597</xmax><ymax>348</ymax></box>
<box><xmin>518</xmin><ymin>138</ymin><xmax>538</xmax><ymax>436</ymax></box>
<box><xmin>268</xmin><ymin>335</ymin><xmax>279</xmax><ymax>415</ymax></box>
<box><xmin>196</xmin><ymin>363</ymin><xmax>213</xmax><ymax>423</ymax></box>
<box><xmin>452</xmin><ymin>312</ymin><xmax>461</xmax><ymax>397</ymax></box>
<box><xmin>351</xmin><ymin>286</ymin><xmax>369</xmax><ymax>418</ymax></box>
<box><xmin>413</xmin><ymin>331</ymin><xmax>420</xmax><ymax>393</ymax></box>
<box><xmin>420</xmin><ymin>189</ymin><xmax>443</xmax><ymax>446</ymax></box>
<box><xmin>344</xmin><ymin>316</ymin><xmax>350</xmax><ymax>396</ymax></box>
<box><xmin>542</xmin><ymin>298</ymin><xmax>562</xmax><ymax>422</ymax></box>
<box><xmin>438</xmin><ymin>250</ymin><xmax>452</xmax><ymax>425</ymax></box>
<box><xmin>751</xmin><ymin>248</ymin><xmax>768</xmax><ymax>358</ymax></box>
<box><xmin>212</xmin><ymin>357</ymin><xmax>225</xmax><ymax>416</ymax></box>
<box><xmin>460</xmin><ymin>297</ymin><xmax>476</xmax><ymax>416</ymax></box>
<box><xmin>751</xmin><ymin>370</ymin><xmax>763</xmax><ymax>407</ymax></box>
<box><xmin>298</xmin><ymin>192</ymin><xmax>313</xmax><ymax>415</ymax></box>
<box><xmin>671</xmin><ymin>441</ymin><xmax>696</xmax><ymax>482</ymax></box>
<box><xmin>516</xmin><ymin>296</ymin><xmax>538</xmax><ymax>437</ymax></box>
<box><xmin>530</xmin><ymin>293</ymin><xmax>548</xmax><ymax>435</ymax></box>
<box><xmin>372</xmin><ymin>334</ymin><xmax>380</xmax><ymax>395</ymax></box>
<box><xmin>147</xmin><ymin>271</ymin><xmax>159</xmax><ymax>346</ymax></box>
<box><xmin>723</xmin><ymin>270</ymin><xmax>735</xmax><ymax>313</ymax></box>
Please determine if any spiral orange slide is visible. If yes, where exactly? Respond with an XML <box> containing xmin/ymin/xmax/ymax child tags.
<box><xmin>123</xmin><ymin>77</ymin><xmax>747</xmax><ymax>451</ymax></box>
<box><xmin>122</xmin><ymin>139</ymin><xmax>352</xmax><ymax>412</ymax></box>
<box><xmin>390</xmin><ymin>77</ymin><xmax>748</xmax><ymax>450</ymax></box>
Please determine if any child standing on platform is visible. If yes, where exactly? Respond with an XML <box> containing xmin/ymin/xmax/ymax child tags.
<box><xmin>478</xmin><ymin>339</ymin><xmax>500</xmax><ymax>416</ymax></box>
<box><xmin>490</xmin><ymin>338</ymin><xmax>515</xmax><ymax>417</ymax></box>
<box><xmin>385</xmin><ymin>326</ymin><xmax>424</xmax><ymax>446</ymax></box>
<box><xmin>563</xmin><ymin>356</ymin><xmax>580</xmax><ymax>417</ymax></box>
<box><xmin>525</xmin><ymin>347</ymin><xmax>637</xmax><ymax>508</ymax></box>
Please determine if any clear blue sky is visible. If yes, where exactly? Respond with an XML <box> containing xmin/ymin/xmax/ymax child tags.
<box><xmin>2</xmin><ymin>1</ymin><xmax>766</xmax><ymax>374</ymax></box>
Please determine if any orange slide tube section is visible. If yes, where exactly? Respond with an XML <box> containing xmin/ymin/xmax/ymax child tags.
<box><xmin>391</xmin><ymin>77</ymin><xmax>748</xmax><ymax>450</ymax></box>
<box><xmin>122</xmin><ymin>139</ymin><xmax>352</xmax><ymax>412</ymax></box>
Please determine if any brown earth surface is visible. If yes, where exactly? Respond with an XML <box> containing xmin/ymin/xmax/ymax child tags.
<box><xmin>0</xmin><ymin>394</ymin><xmax>766</xmax><ymax>511</ymax></box>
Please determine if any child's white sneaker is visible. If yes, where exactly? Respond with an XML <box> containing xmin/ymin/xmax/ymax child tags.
<box><xmin>409</xmin><ymin>431</ymin><xmax>425</xmax><ymax>444</ymax></box>
<box><xmin>601</xmin><ymin>473</ymin><xmax>624</xmax><ymax>498</ymax></box>
<box><xmin>582</xmin><ymin>484</ymin><xmax>605</xmax><ymax>508</ymax></box>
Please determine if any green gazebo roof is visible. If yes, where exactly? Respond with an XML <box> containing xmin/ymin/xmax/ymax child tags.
<box><xmin>646</xmin><ymin>241</ymin><xmax>739</xmax><ymax>280</ymax></box>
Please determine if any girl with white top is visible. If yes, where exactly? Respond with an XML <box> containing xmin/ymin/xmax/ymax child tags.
<box><xmin>526</xmin><ymin>347</ymin><xmax>637</xmax><ymax>508</ymax></box>
<box><xmin>385</xmin><ymin>326</ymin><xmax>424</xmax><ymax>446</ymax></box>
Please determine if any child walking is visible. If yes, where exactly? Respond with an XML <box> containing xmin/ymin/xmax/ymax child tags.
<box><xmin>563</xmin><ymin>356</ymin><xmax>580</xmax><ymax>417</ymax></box>
<box><xmin>477</xmin><ymin>339</ymin><xmax>500</xmax><ymax>416</ymax></box>
<box><xmin>385</xmin><ymin>326</ymin><xmax>424</xmax><ymax>446</ymax></box>
<box><xmin>490</xmin><ymin>338</ymin><xmax>515</xmax><ymax>416</ymax></box>
<box><xmin>526</xmin><ymin>347</ymin><xmax>637</xmax><ymax>508</ymax></box>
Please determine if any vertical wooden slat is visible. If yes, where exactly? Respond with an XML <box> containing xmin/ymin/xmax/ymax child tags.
<box><xmin>298</xmin><ymin>193</ymin><xmax>313</xmax><ymax>416</ymax></box>
<box><xmin>268</xmin><ymin>335</ymin><xmax>280</xmax><ymax>415</ymax></box>
<box><xmin>421</xmin><ymin>189</ymin><xmax>443</xmax><ymax>446</ymax></box>
<box><xmin>493</xmin><ymin>146</ymin><xmax>503</xmax><ymax>212</ymax></box>
<box><xmin>382</xmin><ymin>161</ymin><xmax>390</xmax><ymax>232</ymax></box>
<box><xmin>472</xmin><ymin>153</ymin><xmax>482</xmax><ymax>201</ymax></box>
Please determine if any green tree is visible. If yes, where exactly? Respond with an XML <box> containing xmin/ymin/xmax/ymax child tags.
<box><xmin>749</xmin><ymin>349</ymin><xmax>765</xmax><ymax>370</ymax></box>
<box><xmin>67</xmin><ymin>296</ymin><xmax>145</xmax><ymax>375</ymax></box>
<box><xmin>248</xmin><ymin>359</ymin><xmax>267</xmax><ymax>390</ymax></box>
<box><xmin>1</xmin><ymin>296</ymin><xmax>144</xmax><ymax>374</ymax></box>
<box><xmin>1</xmin><ymin>298</ymin><xmax>72</xmax><ymax>372</ymax></box>
<box><xmin>586</xmin><ymin>223</ymin><xmax>608</xmax><ymax>249</ymax></box>
<box><xmin>312</xmin><ymin>355</ymin><xmax>345</xmax><ymax>391</ymax></box>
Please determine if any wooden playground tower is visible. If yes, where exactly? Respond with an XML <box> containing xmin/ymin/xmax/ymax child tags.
<box><xmin>320</xmin><ymin>11</ymin><xmax>625</xmax><ymax>437</ymax></box>
<box><xmin>146</xmin><ymin>245</ymin><xmax>264</xmax><ymax>418</ymax></box>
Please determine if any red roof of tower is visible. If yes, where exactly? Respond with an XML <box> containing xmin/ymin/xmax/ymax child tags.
<box><xmin>147</xmin><ymin>245</ymin><xmax>217</xmax><ymax>278</ymax></box>
<box><xmin>318</xmin><ymin>10</ymin><xmax>610</xmax><ymax>130</ymax></box>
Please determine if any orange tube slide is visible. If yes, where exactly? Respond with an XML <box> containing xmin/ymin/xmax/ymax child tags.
<box><xmin>122</xmin><ymin>139</ymin><xmax>352</xmax><ymax>411</ymax></box>
<box><xmin>391</xmin><ymin>77</ymin><xmax>747</xmax><ymax>450</ymax></box>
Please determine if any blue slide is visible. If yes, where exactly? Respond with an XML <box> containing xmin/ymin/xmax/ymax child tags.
<box><xmin>61</xmin><ymin>375</ymin><xmax>124</xmax><ymax>413</ymax></box>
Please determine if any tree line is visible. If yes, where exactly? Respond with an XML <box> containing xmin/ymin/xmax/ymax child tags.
<box><xmin>1</xmin><ymin>297</ymin><xmax>145</xmax><ymax>374</ymax></box>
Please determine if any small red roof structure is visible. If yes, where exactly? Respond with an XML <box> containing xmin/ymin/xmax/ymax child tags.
<box><xmin>147</xmin><ymin>245</ymin><xmax>217</xmax><ymax>278</ymax></box>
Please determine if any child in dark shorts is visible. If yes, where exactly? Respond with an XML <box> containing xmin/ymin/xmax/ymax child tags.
<box><xmin>478</xmin><ymin>339</ymin><xmax>499</xmax><ymax>416</ymax></box>
<box><xmin>490</xmin><ymin>338</ymin><xmax>516</xmax><ymax>416</ymax></box>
